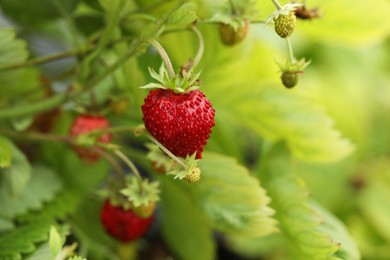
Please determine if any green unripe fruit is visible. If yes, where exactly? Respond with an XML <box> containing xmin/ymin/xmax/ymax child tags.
<box><xmin>274</xmin><ymin>11</ymin><xmax>296</xmax><ymax>38</ymax></box>
<box><xmin>219</xmin><ymin>20</ymin><xmax>249</xmax><ymax>46</ymax></box>
<box><xmin>281</xmin><ymin>71</ymin><xmax>299</xmax><ymax>88</ymax></box>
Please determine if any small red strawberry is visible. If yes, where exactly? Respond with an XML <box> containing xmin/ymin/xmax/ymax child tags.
<box><xmin>100</xmin><ymin>200</ymin><xmax>154</xmax><ymax>243</ymax></box>
<box><xmin>142</xmin><ymin>89</ymin><xmax>215</xmax><ymax>159</ymax></box>
<box><xmin>69</xmin><ymin>115</ymin><xmax>112</xmax><ymax>163</ymax></box>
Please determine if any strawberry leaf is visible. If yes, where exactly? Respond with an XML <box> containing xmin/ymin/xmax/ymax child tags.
<box><xmin>192</xmin><ymin>152</ymin><xmax>277</xmax><ymax>237</ymax></box>
<box><xmin>0</xmin><ymin>28</ymin><xmax>39</xmax><ymax>99</ymax></box>
<box><xmin>0</xmin><ymin>165</ymin><xmax>62</xmax><ymax>219</ymax></box>
<box><xmin>0</xmin><ymin>139</ymin><xmax>31</xmax><ymax>198</ymax></box>
<box><xmin>0</xmin><ymin>220</ymin><xmax>52</xmax><ymax>260</ymax></box>
<box><xmin>49</xmin><ymin>226</ymin><xmax>63</xmax><ymax>259</ymax></box>
<box><xmin>310</xmin><ymin>201</ymin><xmax>361</xmax><ymax>260</ymax></box>
<box><xmin>159</xmin><ymin>176</ymin><xmax>215</xmax><ymax>260</ymax></box>
<box><xmin>167</xmin><ymin>2</ymin><xmax>198</xmax><ymax>28</ymax></box>
<box><xmin>258</xmin><ymin>145</ymin><xmax>342</xmax><ymax>259</ymax></box>
<box><xmin>0</xmin><ymin>136</ymin><xmax>12</xmax><ymax>169</ymax></box>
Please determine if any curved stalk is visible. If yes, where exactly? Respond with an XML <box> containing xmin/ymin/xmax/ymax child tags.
<box><xmin>145</xmin><ymin>37</ymin><xmax>175</xmax><ymax>77</ymax></box>
<box><xmin>191</xmin><ymin>26</ymin><xmax>205</xmax><ymax>70</ymax></box>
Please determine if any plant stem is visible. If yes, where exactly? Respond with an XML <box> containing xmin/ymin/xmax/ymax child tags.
<box><xmin>228</xmin><ymin>0</ymin><xmax>237</xmax><ymax>14</ymax></box>
<box><xmin>286</xmin><ymin>38</ymin><xmax>295</xmax><ymax>64</ymax></box>
<box><xmin>145</xmin><ymin>132</ymin><xmax>186</xmax><ymax>168</ymax></box>
<box><xmin>0</xmin><ymin>50</ymin><xmax>78</xmax><ymax>71</ymax></box>
<box><xmin>191</xmin><ymin>26</ymin><xmax>204</xmax><ymax>70</ymax></box>
<box><xmin>271</xmin><ymin>0</ymin><xmax>283</xmax><ymax>10</ymax></box>
<box><xmin>145</xmin><ymin>37</ymin><xmax>175</xmax><ymax>78</ymax></box>
<box><xmin>114</xmin><ymin>149</ymin><xmax>144</xmax><ymax>191</ymax></box>
<box><xmin>0</xmin><ymin>128</ymin><xmax>72</xmax><ymax>143</ymax></box>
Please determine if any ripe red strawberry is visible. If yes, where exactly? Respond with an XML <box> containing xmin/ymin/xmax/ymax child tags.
<box><xmin>69</xmin><ymin>115</ymin><xmax>112</xmax><ymax>163</ymax></box>
<box><xmin>100</xmin><ymin>200</ymin><xmax>154</xmax><ymax>242</ymax></box>
<box><xmin>141</xmin><ymin>89</ymin><xmax>215</xmax><ymax>159</ymax></box>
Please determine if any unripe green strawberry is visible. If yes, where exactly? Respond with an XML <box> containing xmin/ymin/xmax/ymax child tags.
<box><xmin>281</xmin><ymin>71</ymin><xmax>299</xmax><ymax>88</ymax></box>
<box><xmin>274</xmin><ymin>11</ymin><xmax>296</xmax><ymax>38</ymax></box>
<box><xmin>219</xmin><ymin>20</ymin><xmax>249</xmax><ymax>46</ymax></box>
<box><xmin>184</xmin><ymin>166</ymin><xmax>201</xmax><ymax>183</ymax></box>
<box><xmin>133</xmin><ymin>202</ymin><xmax>156</xmax><ymax>219</ymax></box>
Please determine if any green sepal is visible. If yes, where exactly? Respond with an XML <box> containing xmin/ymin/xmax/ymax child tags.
<box><xmin>120</xmin><ymin>175</ymin><xmax>160</xmax><ymax>209</ymax></box>
<box><xmin>167</xmin><ymin>153</ymin><xmax>200</xmax><ymax>181</ymax></box>
<box><xmin>276</xmin><ymin>57</ymin><xmax>311</xmax><ymax>73</ymax></box>
<box><xmin>140</xmin><ymin>63</ymin><xmax>201</xmax><ymax>93</ymax></box>
<box><xmin>266</xmin><ymin>3</ymin><xmax>302</xmax><ymax>24</ymax></box>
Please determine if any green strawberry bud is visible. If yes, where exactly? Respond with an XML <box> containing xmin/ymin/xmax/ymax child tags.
<box><xmin>274</xmin><ymin>11</ymin><xmax>296</xmax><ymax>38</ymax></box>
<box><xmin>281</xmin><ymin>71</ymin><xmax>299</xmax><ymax>88</ymax></box>
<box><xmin>184</xmin><ymin>166</ymin><xmax>201</xmax><ymax>183</ymax></box>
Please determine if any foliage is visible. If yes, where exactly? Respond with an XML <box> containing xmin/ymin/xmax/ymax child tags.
<box><xmin>0</xmin><ymin>0</ymin><xmax>390</xmax><ymax>259</ymax></box>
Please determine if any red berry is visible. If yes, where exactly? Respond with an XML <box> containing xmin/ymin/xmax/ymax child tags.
<box><xmin>69</xmin><ymin>115</ymin><xmax>112</xmax><ymax>163</ymax></box>
<box><xmin>141</xmin><ymin>89</ymin><xmax>215</xmax><ymax>159</ymax></box>
<box><xmin>100</xmin><ymin>200</ymin><xmax>154</xmax><ymax>243</ymax></box>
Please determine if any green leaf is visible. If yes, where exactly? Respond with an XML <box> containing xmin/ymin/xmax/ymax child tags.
<box><xmin>0</xmin><ymin>216</ymin><xmax>14</xmax><ymax>232</ymax></box>
<box><xmin>0</xmin><ymin>136</ymin><xmax>12</xmax><ymax>168</ymax></box>
<box><xmin>167</xmin><ymin>2</ymin><xmax>198</xmax><ymax>28</ymax></box>
<box><xmin>0</xmin><ymin>28</ymin><xmax>40</xmax><ymax>99</ymax></box>
<box><xmin>217</xmin><ymin>84</ymin><xmax>354</xmax><ymax>163</ymax></box>
<box><xmin>358</xmin><ymin>180</ymin><xmax>390</xmax><ymax>242</ymax></box>
<box><xmin>259</xmin><ymin>145</ymin><xmax>342</xmax><ymax>260</ymax></box>
<box><xmin>0</xmin><ymin>139</ymin><xmax>31</xmax><ymax>197</ymax></box>
<box><xmin>0</xmin><ymin>165</ymin><xmax>62</xmax><ymax>219</ymax></box>
<box><xmin>0</xmin><ymin>221</ymin><xmax>52</xmax><ymax>260</ymax></box>
<box><xmin>49</xmin><ymin>226</ymin><xmax>63</xmax><ymax>259</ymax></box>
<box><xmin>0</xmin><ymin>0</ymin><xmax>79</xmax><ymax>26</ymax></box>
<box><xmin>70</xmin><ymin>198</ymin><xmax>118</xmax><ymax>260</ymax></box>
<box><xmin>192</xmin><ymin>152</ymin><xmax>277</xmax><ymax>237</ymax></box>
<box><xmin>159</xmin><ymin>177</ymin><xmax>215</xmax><ymax>260</ymax></box>
<box><xmin>310</xmin><ymin>201</ymin><xmax>361</xmax><ymax>260</ymax></box>
<box><xmin>19</xmin><ymin>187</ymin><xmax>81</xmax><ymax>223</ymax></box>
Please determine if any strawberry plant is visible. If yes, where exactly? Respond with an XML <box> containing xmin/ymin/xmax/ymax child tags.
<box><xmin>1</xmin><ymin>0</ymin><xmax>390</xmax><ymax>259</ymax></box>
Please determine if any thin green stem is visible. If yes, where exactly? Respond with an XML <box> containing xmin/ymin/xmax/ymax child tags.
<box><xmin>228</xmin><ymin>0</ymin><xmax>237</xmax><ymax>14</ymax></box>
<box><xmin>191</xmin><ymin>26</ymin><xmax>204</xmax><ymax>70</ymax></box>
<box><xmin>0</xmin><ymin>50</ymin><xmax>78</xmax><ymax>71</ymax></box>
<box><xmin>145</xmin><ymin>37</ymin><xmax>175</xmax><ymax>77</ymax></box>
<box><xmin>271</xmin><ymin>0</ymin><xmax>283</xmax><ymax>10</ymax></box>
<box><xmin>114</xmin><ymin>149</ymin><xmax>144</xmax><ymax>192</ymax></box>
<box><xmin>286</xmin><ymin>38</ymin><xmax>295</xmax><ymax>65</ymax></box>
<box><xmin>0</xmin><ymin>128</ymin><xmax>72</xmax><ymax>143</ymax></box>
<box><xmin>145</xmin><ymin>132</ymin><xmax>186</xmax><ymax>168</ymax></box>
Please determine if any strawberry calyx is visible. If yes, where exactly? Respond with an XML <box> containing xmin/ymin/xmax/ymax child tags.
<box><xmin>167</xmin><ymin>152</ymin><xmax>201</xmax><ymax>183</ymax></box>
<box><xmin>140</xmin><ymin>63</ymin><xmax>201</xmax><ymax>94</ymax></box>
<box><xmin>120</xmin><ymin>175</ymin><xmax>160</xmax><ymax>218</ymax></box>
<box><xmin>146</xmin><ymin>141</ymin><xmax>202</xmax><ymax>183</ymax></box>
<box><xmin>276</xmin><ymin>58</ymin><xmax>310</xmax><ymax>88</ymax></box>
<box><xmin>266</xmin><ymin>3</ymin><xmax>302</xmax><ymax>24</ymax></box>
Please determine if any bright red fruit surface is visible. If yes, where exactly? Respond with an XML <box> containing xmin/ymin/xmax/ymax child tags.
<box><xmin>141</xmin><ymin>89</ymin><xmax>215</xmax><ymax>159</ymax></box>
<box><xmin>69</xmin><ymin>115</ymin><xmax>112</xmax><ymax>163</ymax></box>
<box><xmin>100</xmin><ymin>200</ymin><xmax>154</xmax><ymax>243</ymax></box>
